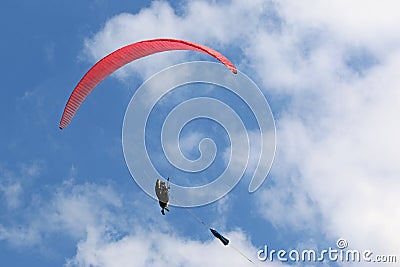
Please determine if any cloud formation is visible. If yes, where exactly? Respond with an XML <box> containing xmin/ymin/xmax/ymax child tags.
<box><xmin>1</xmin><ymin>171</ymin><xmax>263</xmax><ymax>266</ymax></box>
<box><xmin>2</xmin><ymin>1</ymin><xmax>397</xmax><ymax>266</ymax></box>
<box><xmin>82</xmin><ymin>0</ymin><xmax>400</xmax><ymax>262</ymax></box>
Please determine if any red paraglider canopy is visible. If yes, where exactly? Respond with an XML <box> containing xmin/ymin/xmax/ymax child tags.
<box><xmin>59</xmin><ymin>38</ymin><xmax>237</xmax><ymax>129</ymax></box>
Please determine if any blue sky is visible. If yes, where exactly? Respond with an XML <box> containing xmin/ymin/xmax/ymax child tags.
<box><xmin>1</xmin><ymin>1</ymin><xmax>400</xmax><ymax>266</ymax></box>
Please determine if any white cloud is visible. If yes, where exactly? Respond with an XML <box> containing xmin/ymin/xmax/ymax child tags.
<box><xmin>0</xmin><ymin>180</ymin><xmax>22</xmax><ymax>209</ymax></box>
<box><xmin>277</xmin><ymin>0</ymin><xmax>400</xmax><ymax>47</ymax></box>
<box><xmin>1</xmin><ymin>175</ymin><xmax>265</xmax><ymax>266</ymax></box>
<box><xmin>223</xmin><ymin>130</ymin><xmax>262</xmax><ymax>177</ymax></box>
<box><xmin>80</xmin><ymin>0</ymin><xmax>400</xmax><ymax>264</ymax></box>
<box><xmin>0</xmin><ymin>224</ymin><xmax>41</xmax><ymax>247</ymax></box>
<box><xmin>252</xmin><ymin>0</ymin><xmax>400</xmax><ymax>261</ymax></box>
<box><xmin>47</xmin><ymin>180</ymin><xmax>123</xmax><ymax>239</ymax></box>
<box><xmin>0</xmin><ymin>162</ymin><xmax>42</xmax><ymax>209</ymax></box>
<box><xmin>81</xmin><ymin>0</ymin><xmax>268</xmax><ymax>79</ymax></box>
<box><xmin>65</xmin><ymin>225</ymin><xmax>279</xmax><ymax>267</ymax></box>
<box><xmin>0</xmin><ymin>179</ymin><xmax>124</xmax><ymax>247</ymax></box>
<box><xmin>178</xmin><ymin>131</ymin><xmax>205</xmax><ymax>157</ymax></box>
<box><xmin>19</xmin><ymin>161</ymin><xmax>43</xmax><ymax>177</ymax></box>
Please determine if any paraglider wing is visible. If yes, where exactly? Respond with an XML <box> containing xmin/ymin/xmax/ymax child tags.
<box><xmin>59</xmin><ymin>38</ymin><xmax>237</xmax><ymax>129</ymax></box>
<box><xmin>210</xmin><ymin>228</ymin><xmax>230</xmax><ymax>246</ymax></box>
